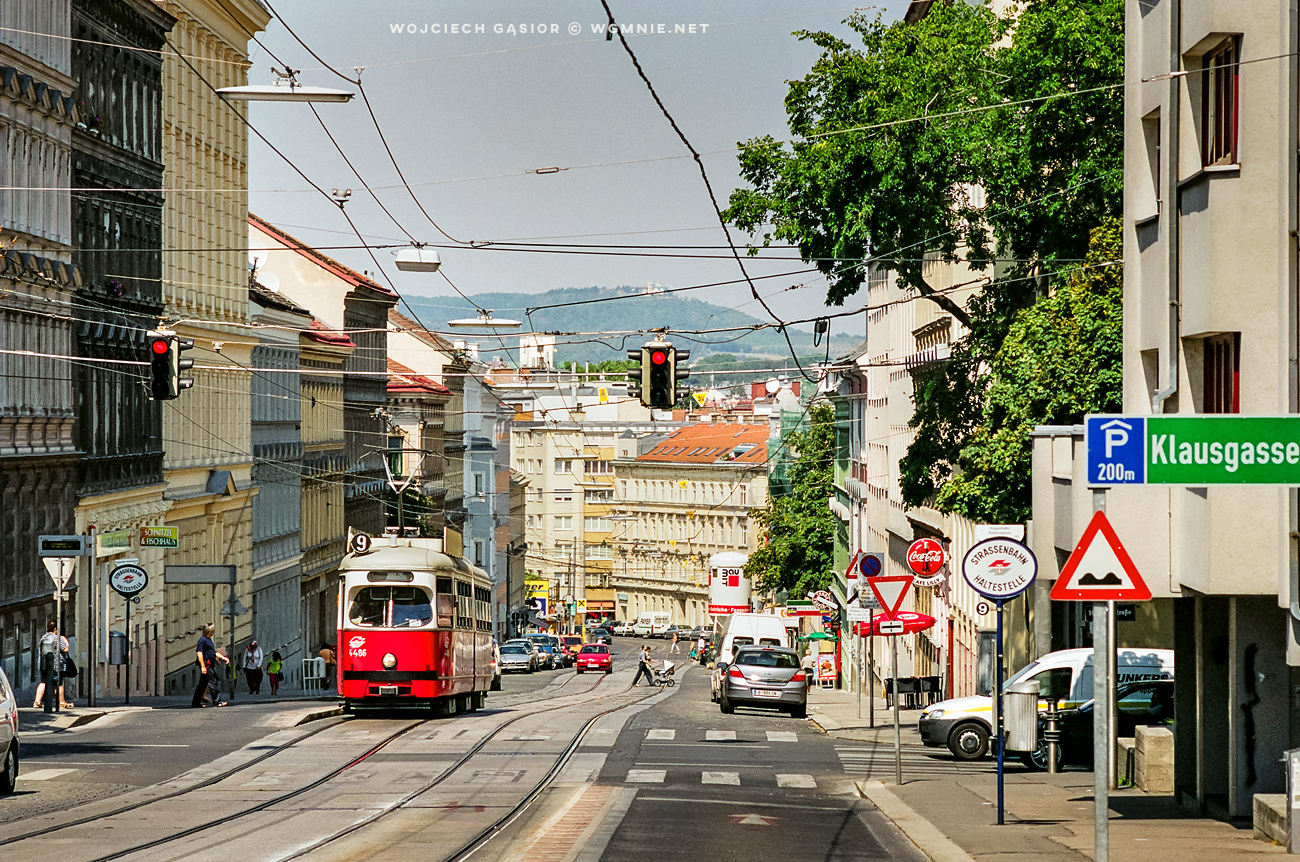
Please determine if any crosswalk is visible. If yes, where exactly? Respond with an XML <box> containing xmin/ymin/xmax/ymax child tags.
<box><xmin>643</xmin><ymin>729</ymin><xmax>799</xmax><ymax>743</ymax></box>
<box><xmin>834</xmin><ymin>744</ymin><xmax>989</xmax><ymax>778</ymax></box>
<box><xmin>622</xmin><ymin>728</ymin><xmax>818</xmax><ymax>788</ymax></box>
<box><xmin>624</xmin><ymin>769</ymin><xmax>818</xmax><ymax>788</ymax></box>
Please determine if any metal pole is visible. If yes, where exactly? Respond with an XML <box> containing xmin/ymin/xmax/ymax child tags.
<box><xmin>856</xmin><ymin>628</ymin><xmax>862</xmax><ymax>720</ymax></box>
<box><xmin>1093</xmin><ymin>488</ymin><xmax>1109</xmax><ymax>862</ymax></box>
<box><xmin>124</xmin><ymin>596</ymin><xmax>130</xmax><ymax>706</ymax></box>
<box><xmin>869</xmin><ymin>610</ymin><xmax>875</xmax><ymax>729</ymax></box>
<box><xmin>891</xmin><ymin>633</ymin><xmax>901</xmax><ymax>785</ymax></box>
<box><xmin>1107</xmin><ymin>598</ymin><xmax>1117</xmax><ymax>789</ymax></box>
<box><xmin>54</xmin><ymin>585</ymin><xmax>63</xmax><ymax>713</ymax></box>
<box><xmin>996</xmin><ymin>598</ymin><xmax>1005</xmax><ymax>825</ymax></box>
<box><xmin>86</xmin><ymin>526</ymin><xmax>96</xmax><ymax>707</ymax></box>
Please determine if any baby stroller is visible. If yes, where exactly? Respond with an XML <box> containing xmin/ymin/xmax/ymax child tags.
<box><xmin>653</xmin><ymin>660</ymin><xmax>677</xmax><ymax>688</ymax></box>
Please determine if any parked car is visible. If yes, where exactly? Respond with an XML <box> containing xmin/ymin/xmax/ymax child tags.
<box><xmin>575</xmin><ymin>643</ymin><xmax>613</xmax><ymax>674</ymax></box>
<box><xmin>663</xmin><ymin>625</ymin><xmax>692</xmax><ymax>642</ymax></box>
<box><xmin>1022</xmin><ymin>680</ymin><xmax>1175</xmax><ymax>770</ymax></box>
<box><xmin>491</xmin><ymin>641</ymin><xmax>503</xmax><ymax>690</ymax></box>
<box><xmin>498</xmin><ymin>643</ymin><xmax>536</xmax><ymax>673</ymax></box>
<box><xmin>560</xmin><ymin>635</ymin><xmax>584</xmax><ymax>663</ymax></box>
<box><xmin>718</xmin><ymin>646</ymin><xmax>808</xmax><ymax>719</ymax></box>
<box><xmin>589</xmin><ymin>630</ymin><xmax>613</xmax><ymax>646</ymax></box>
<box><xmin>0</xmin><ymin>666</ymin><xmax>17</xmax><ymax>794</ymax></box>
<box><xmin>609</xmin><ymin>621</ymin><xmax>631</xmax><ymax>636</ymax></box>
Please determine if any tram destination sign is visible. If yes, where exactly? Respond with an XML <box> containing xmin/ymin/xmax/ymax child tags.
<box><xmin>1087</xmin><ymin>415</ymin><xmax>1300</xmax><ymax>486</ymax></box>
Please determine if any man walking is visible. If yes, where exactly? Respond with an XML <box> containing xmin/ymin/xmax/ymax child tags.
<box><xmin>631</xmin><ymin>645</ymin><xmax>653</xmax><ymax>687</ymax></box>
<box><xmin>191</xmin><ymin>623</ymin><xmax>228</xmax><ymax>708</ymax></box>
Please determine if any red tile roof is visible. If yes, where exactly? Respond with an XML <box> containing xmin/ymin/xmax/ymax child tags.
<box><xmin>637</xmin><ymin>423</ymin><xmax>769</xmax><ymax>465</ymax></box>
<box><xmin>388</xmin><ymin>358</ymin><xmax>451</xmax><ymax>395</ymax></box>
<box><xmin>249</xmin><ymin>213</ymin><xmax>396</xmax><ymax>297</ymax></box>
<box><xmin>303</xmin><ymin>318</ymin><xmax>355</xmax><ymax>347</ymax></box>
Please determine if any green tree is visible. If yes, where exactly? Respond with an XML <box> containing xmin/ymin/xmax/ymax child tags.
<box><xmin>726</xmin><ymin>0</ymin><xmax>1123</xmax><ymax>520</ymax></box>
<box><xmin>910</xmin><ymin>220</ymin><xmax>1123</xmax><ymax>522</ymax></box>
<box><xmin>745</xmin><ymin>403</ymin><xmax>836</xmax><ymax>596</ymax></box>
<box><xmin>559</xmin><ymin>359</ymin><xmax>638</xmax><ymax>375</ymax></box>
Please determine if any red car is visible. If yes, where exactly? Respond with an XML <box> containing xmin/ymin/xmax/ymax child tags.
<box><xmin>575</xmin><ymin>644</ymin><xmax>612</xmax><ymax>674</ymax></box>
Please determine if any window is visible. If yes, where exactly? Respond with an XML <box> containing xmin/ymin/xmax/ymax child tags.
<box><xmin>473</xmin><ymin>472</ymin><xmax>486</xmax><ymax>495</ymax></box>
<box><xmin>585</xmin><ymin>488</ymin><xmax>613</xmax><ymax>502</ymax></box>
<box><xmin>1204</xmin><ymin>333</ymin><xmax>1240</xmax><ymax>414</ymax></box>
<box><xmin>515</xmin><ymin>459</ymin><xmax>524</xmax><ymax>473</ymax></box>
<box><xmin>473</xmin><ymin>539</ymin><xmax>485</xmax><ymax>566</ymax></box>
<box><xmin>555</xmin><ymin>458</ymin><xmax>572</xmax><ymax>474</ymax></box>
<box><xmin>585</xmin><ymin>517</ymin><xmax>613</xmax><ymax>532</ymax></box>
<box><xmin>1202</xmin><ymin>38</ymin><xmax>1239</xmax><ymax>167</ymax></box>
<box><xmin>554</xmin><ymin>488</ymin><xmax>573</xmax><ymax>502</ymax></box>
<box><xmin>456</xmin><ymin>580</ymin><xmax>473</xmax><ymax>628</ymax></box>
<box><xmin>527</xmin><ymin>515</ymin><xmax>536</xmax><ymax>528</ymax></box>
<box><xmin>554</xmin><ymin>516</ymin><xmax>573</xmax><ymax>530</ymax></box>
<box><xmin>586</xmin><ymin>544</ymin><xmax>612</xmax><ymax>560</ymax></box>
<box><xmin>584</xmin><ymin>459</ymin><xmax>613</xmax><ymax>474</ymax></box>
<box><xmin>348</xmin><ymin>586</ymin><xmax>433</xmax><ymax>628</ymax></box>
<box><xmin>738</xmin><ymin>483</ymin><xmax>747</xmax><ymax>506</ymax></box>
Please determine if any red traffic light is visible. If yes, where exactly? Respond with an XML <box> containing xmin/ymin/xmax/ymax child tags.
<box><xmin>651</xmin><ymin>350</ymin><xmax>667</xmax><ymax>364</ymax></box>
<box><xmin>150</xmin><ymin>338</ymin><xmax>169</xmax><ymax>355</ymax></box>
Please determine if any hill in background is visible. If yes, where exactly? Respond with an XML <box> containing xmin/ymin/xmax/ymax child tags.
<box><xmin>400</xmin><ymin>285</ymin><xmax>859</xmax><ymax>368</ymax></box>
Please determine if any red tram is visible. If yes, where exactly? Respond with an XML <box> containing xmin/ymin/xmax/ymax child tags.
<box><xmin>337</xmin><ymin>535</ymin><xmax>494</xmax><ymax>712</ymax></box>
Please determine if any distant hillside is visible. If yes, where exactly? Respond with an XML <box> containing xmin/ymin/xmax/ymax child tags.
<box><xmin>400</xmin><ymin>286</ymin><xmax>857</xmax><ymax>366</ymax></box>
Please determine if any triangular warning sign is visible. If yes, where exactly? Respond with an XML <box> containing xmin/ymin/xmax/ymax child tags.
<box><xmin>693</xmin><ymin>391</ymin><xmax>707</xmax><ymax>407</ymax></box>
<box><xmin>867</xmin><ymin>574</ymin><xmax>913</xmax><ymax>620</ymax></box>
<box><xmin>1050</xmin><ymin>511</ymin><xmax>1151</xmax><ymax>601</ymax></box>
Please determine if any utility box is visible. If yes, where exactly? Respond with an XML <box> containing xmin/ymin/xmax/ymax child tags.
<box><xmin>108</xmin><ymin>630</ymin><xmax>128</xmax><ymax>666</ymax></box>
<box><xmin>1004</xmin><ymin>680</ymin><xmax>1040</xmax><ymax>752</ymax></box>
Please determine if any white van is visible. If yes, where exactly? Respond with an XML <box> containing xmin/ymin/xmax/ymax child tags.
<box><xmin>633</xmin><ymin>612</ymin><xmax>671</xmax><ymax>638</ymax></box>
<box><xmin>710</xmin><ymin>613</ymin><xmax>794</xmax><ymax>701</ymax></box>
<box><xmin>918</xmin><ymin>647</ymin><xmax>1174</xmax><ymax>760</ymax></box>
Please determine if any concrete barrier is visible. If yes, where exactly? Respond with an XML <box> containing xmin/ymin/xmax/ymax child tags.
<box><xmin>1253</xmin><ymin>793</ymin><xmax>1286</xmax><ymax>845</ymax></box>
<box><xmin>1134</xmin><ymin>724</ymin><xmax>1173</xmax><ymax>794</ymax></box>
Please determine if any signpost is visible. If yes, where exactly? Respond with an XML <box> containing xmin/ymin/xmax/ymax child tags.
<box><xmin>110</xmin><ymin>562</ymin><xmax>148</xmax><ymax>706</ymax></box>
<box><xmin>906</xmin><ymin>538</ymin><xmax>947</xmax><ymax>587</ymax></box>
<box><xmin>857</xmin><ymin>552</ymin><xmax>884</xmax><ymax>726</ymax></box>
<box><xmin>867</xmin><ymin>573</ymin><xmax>915</xmax><ymax>785</ymax></box>
<box><xmin>962</xmin><ymin>537</ymin><xmax>1038</xmax><ymax>826</ymax></box>
<box><xmin>1086</xmin><ymin>414</ymin><xmax>1300</xmax><ymax>485</ymax></box>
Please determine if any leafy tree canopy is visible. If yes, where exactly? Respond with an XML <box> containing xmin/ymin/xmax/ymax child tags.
<box><xmin>745</xmin><ymin>403</ymin><xmax>836</xmax><ymax>596</ymax></box>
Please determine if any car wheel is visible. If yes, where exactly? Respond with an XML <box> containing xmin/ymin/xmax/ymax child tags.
<box><xmin>1020</xmin><ymin>736</ymin><xmax>1063</xmax><ymax>772</ymax></box>
<box><xmin>789</xmin><ymin>704</ymin><xmax>807</xmax><ymax>719</ymax></box>
<box><xmin>490</xmin><ymin>676</ymin><xmax>502</xmax><ymax>692</ymax></box>
<box><xmin>605</xmin><ymin>667</ymin><xmax>612</xmax><ymax>675</ymax></box>
<box><xmin>576</xmin><ymin>668</ymin><xmax>583</xmax><ymax>674</ymax></box>
<box><xmin>720</xmin><ymin>694</ymin><xmax>735</xmax><ymax>715</ymax></box>
<box><xmin>947</xmin><ymin>722</ymin><xmax>990</xmax><ymax>761</ymax></box>
<box><xmin>0</xmin><ymin>743</ymin><xmax>16</xmax><ymax>795</ymax></box>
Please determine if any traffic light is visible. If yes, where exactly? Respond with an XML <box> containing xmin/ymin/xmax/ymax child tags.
<box><xmin>647</xmin><ymin>344</ymin><xmax>672</xmax><ymax>408</ymax></box>
<box><xmin>147</xmin><ymin>329</ymin><xmax>195</xmax><ymax>400</ymax></box>
<box><xmin>626</xmin><ymin>347</ymin><xmax>646</xmax><ymax>405</ymax></box>
<box><xmin>671</xmin><ymin>348</ymin><xmax>690</xmax><ymax>404</ymax></box>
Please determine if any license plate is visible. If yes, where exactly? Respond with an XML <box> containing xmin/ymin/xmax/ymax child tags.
<box><xmin>379</xmin><ymin>685</ymin><xmax>398</xmax><ymax>696</ymax></box>
<box><xmin>751</xmin><ymin>689</ymin><xmax>781</xmax><ymax>698</ymax></box>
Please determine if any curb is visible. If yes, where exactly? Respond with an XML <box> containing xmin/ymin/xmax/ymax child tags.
<box><xmin>293</xmin><ymin>705</ymin><xmax>344</xmax><ymax>725</ymax></box>
<box><xmin>857</xmin><ymin>779</ymin><xmax>976</xmax><ymax>862</ymax></box>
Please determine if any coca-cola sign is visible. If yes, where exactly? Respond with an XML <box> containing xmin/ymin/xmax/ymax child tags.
<box><xmin>906</xmin><ymin>538</ymin><xmax>946</xmax><ymax>578</ymax></box>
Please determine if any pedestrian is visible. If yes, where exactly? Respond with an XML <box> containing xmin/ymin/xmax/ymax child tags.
<box><xmin>242</xmin><ymin>639</ymin><xmax>264</xmax><ymax>694</ymax></box>
<box><xmin>318</xmin><ymin>643</ymin><xmax>335</xmax><ymax>688</ymax></box>
<box><xmin>267</xmin><ymin>651</ymin><xmax>284</xmax><ymax>695</ymax></box>
<box><xmin>670</xmin><ymin>630</ymin><xmax>680</xmax><ymax>654</ymax></box>
<box><xmin>33</xmin><ymin>621</ymin><xmax>68</xmax><ymax>709</ymax></box>
<box><xmin>631</xmin><ymin>645</ymin><xmax>653</xmax><ymax>686</ymax></box>
<box><xmin>697</xmin><ymin>634</ymin><xmax>707</xmax><ymax>666</ymax></box>
<box><xmin>59</xmin><ymin>640</ymin><xmax>78</xmax><ymax>708</ymax></box>
<box><xmin>191</xmin><ymin>623</ymin><xmax>228</xmax><ymax>708</ymax></box>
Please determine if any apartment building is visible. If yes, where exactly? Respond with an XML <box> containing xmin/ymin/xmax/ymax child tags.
<box><xmin>1030</xmin><ymin>1</ymin><xmax>1299</xmax><ymax>820</ymax></box>
<box><xmin>612</xmin><ymin>422</ymin><xmax>769</xmax><ymax>627</ymax></box>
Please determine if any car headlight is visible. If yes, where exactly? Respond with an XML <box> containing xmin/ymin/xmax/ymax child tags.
<box><xmin>382</xmin><ymin>653</ymin><xmax>398</xmax><ymax>669</ymax></box>
<box><xmin>926</xmin><ymin>709</ymin><xmax>944</xmax><ymax>720</ymax></box>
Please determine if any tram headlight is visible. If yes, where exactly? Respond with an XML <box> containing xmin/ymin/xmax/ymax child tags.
<box><xmin>382</xmin><ymin>652</ymin><xmax>398</xmax><ymax>670</ymax></box>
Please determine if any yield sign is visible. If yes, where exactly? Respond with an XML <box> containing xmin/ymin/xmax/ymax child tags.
<box><xmin>866</xmin><ymin>574</ymin><xmax>913</xmax><ymax>621</ymax></box>
<box><xmin>1050</xmin><ymin>510</ymin><xmax>1151</xmax><ymax>601</ymax></box>
<box><xmin>42</xmin><ymin>557</ymin><xmax>75</xmax><ymax>589</ymax></box>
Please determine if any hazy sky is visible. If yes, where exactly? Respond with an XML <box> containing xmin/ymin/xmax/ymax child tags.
<box><xmin>246</xmin><ymin>1</ymin><xmax>909</xmax><ymax>342</ymax></box>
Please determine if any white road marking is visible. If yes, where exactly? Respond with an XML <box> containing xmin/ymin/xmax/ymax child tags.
<box><xmin>776</xmin><ymin>773</ymin><xmax>817</xmax><ymax>788</ymax></box>
<box><xmin>702</xmin><ymin>771</ymin><xmax>741</xmax><ymax>785</ymax></box>
<box><xmin>513</xmin><ymin>732</ymin><xmax>551</xmax><ymax>741</ymax></box>
<box><xmin>557</xmin><ymin>753</ymin><xmax>607</xmax><ymax>783</ymax></box>
<box><xmin>646</xmin><ymin>729</ymin><xmax>675</xmax><ymax>741</ymax></box>
<box><xmin>705</xmin><ymin>730</ymin><xmax>736</xmax><ymax>742</ymax></box>
<box><xmin>20</xmin><ymin>768</ymin><xmax>77</xmax><ymax>781</ymax></box>
<box><xmin>767</xmin><ymin>731</ymin><xmax>798</xmax><ymax>743</ymax></box>
<box><xmin>625</xmin><ymin>769</ymin><xmax>666</xmax><ymax>784</ymax></box>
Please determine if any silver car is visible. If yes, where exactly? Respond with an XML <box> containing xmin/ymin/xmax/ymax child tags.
<box><xmin>1</xmin><ymin>666</ymin><xmax>17</xmax><ymax>794</ymax></box>
<box><xmin>719</xmin><ymin>647</ymin><xmax>807</xmax><ymax>719</ymax></box>
<box><xmin>498</xmin><ymin>644</ymin><xmax>536</xmax><ymax>673</ymax></box>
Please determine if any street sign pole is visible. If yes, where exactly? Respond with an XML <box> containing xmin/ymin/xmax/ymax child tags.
<box><xmin>891</xmin><ymin>631</ymin><xmax>901</xmax><ymax>786</ymax></box>
<box><xmin>868</xmin><ymin>610</ymin><xmax>874</xmax><ymax>729</ymax></box>
<box><xmin>86</xmin><ymin>527</ymin><xmax>95</xmax><ymax>708</ymax></box>
<box><xmin>995</xmin><ymin>597</ymin><xmax>1005</xmax><ymax>825</ymax></box>
<box><xmin>1093</xmin><ymin>489</ymin><xmax>1109</xmax><ymax>862</ymax></box>
<box><xmin>124</xmin><ymin>594</ymin><xmax>131</xmax><ymax>706</ymax></box>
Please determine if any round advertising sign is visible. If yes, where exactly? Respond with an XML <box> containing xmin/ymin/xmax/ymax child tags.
<box><xmin>961</xmin><ymin>538</ymin><xmax>1037</xmax><ymax>600</ymax></box>
<box><xmin>906</xmin><ymin>538</ymin><xmax>946</xmax><ymax>579</ymax></box>
<box><xmin>109</xmin><ymin>563</ymin><xmax>149</xmax><ymax>598</ymax></box>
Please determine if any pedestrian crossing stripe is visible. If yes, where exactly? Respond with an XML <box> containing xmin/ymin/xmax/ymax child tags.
<box><xmin>622</xmin><ymin>770</ymin><xmax>818</xmax><ymax>788</ymax></box>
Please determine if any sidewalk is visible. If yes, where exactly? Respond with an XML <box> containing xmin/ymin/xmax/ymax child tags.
<box><xmin>18</xmin><ymin>685</ymin><xmax>340</xmax><ymax>733</ymax></box>
<box><xmin>806</xmin><ymin>685</ymin><xmax>1283</xmax><ymax>862</ymax></box>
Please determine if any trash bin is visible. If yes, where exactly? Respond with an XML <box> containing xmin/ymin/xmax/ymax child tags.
<box><xmin>1004</xmin><ymin>680</ymin><xmax>1040</xmax><ymax>752</ymax></box>
<box><xmin>108</xmin><ymin>630</ymin><xmax>128</xmax><ymax>666</ymax></box>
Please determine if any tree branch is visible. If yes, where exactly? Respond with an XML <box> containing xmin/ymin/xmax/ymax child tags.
<box><xmin>914</xmin><ymin>274</ymin><xmax>973</xmax><ymax>328</ymax></box>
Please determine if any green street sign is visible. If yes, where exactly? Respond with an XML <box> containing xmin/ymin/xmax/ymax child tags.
<box><xmin>1087</xmin><ymin>415</ymin><xmax>1300</xmax><ymax>486</ymax></box>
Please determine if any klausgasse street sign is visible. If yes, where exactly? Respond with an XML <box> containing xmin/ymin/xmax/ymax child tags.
<box><xmin>1087</xmin><ymin>415</ymin><xmax>1300</xmax><ymax>486</ymax></box>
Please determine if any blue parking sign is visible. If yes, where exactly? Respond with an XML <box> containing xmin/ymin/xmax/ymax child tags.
<box><xmin>1085</xmin><ymin>416</ymin><xmax>1145</xmax><ymax>485</ymax></box>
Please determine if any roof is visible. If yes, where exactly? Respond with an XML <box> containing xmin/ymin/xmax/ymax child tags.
<box><xmin>303</xmin><ymin>318</ymin><xmax>355</xmax><ymax>347</ymax></box>
<box><xmin>636</xmin><ymin>423</ymin><xmax>769</xmax><ymax>465</ymax></box>
<box><xmin>249</xmin><ymin>280</ymin><xmax>310</xmax><ymax>315</ymax></box>
<box><xmin>249</xmin><ymin>213</ymin><xmax>396</xmax><ymax>298</ymax></box>
<box><xmin>389</xmin><ymin>308</ymin><xmax>458</xmax><ymax>352</ymax></box>
<box><xmin>387</xmin><ymin>358</ymin><xmax>451</xmax><ymax>395</ymax></box>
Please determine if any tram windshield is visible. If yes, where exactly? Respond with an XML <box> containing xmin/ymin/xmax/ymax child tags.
<box><xmin>348</xmin><ymin>586</ymin><xmax>433</xmax><ymax>627</ymax></box>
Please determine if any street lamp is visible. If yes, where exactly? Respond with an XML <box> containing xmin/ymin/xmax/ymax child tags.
<box><xmin>217</xmin><ymin>67</ymin><xmax>353</xmax><ymax>103</ymax></box>
<box><xmin>447</xmin><ymin>310</ymin><xmax>522</xmax><ymax>329</ymax></box>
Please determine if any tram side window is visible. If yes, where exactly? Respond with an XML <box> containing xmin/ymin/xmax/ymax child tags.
<box><xmin>436</xmin><ymin>577</ymin><xmax>454</xmax><ymax>628</ymax></box>
<box><xmin>474</xmin><ymin>585</ymin><xmax>493</xmax><ymax>632</ymax></box>
<box><xmin>456</xmin><ymin>580</ymin><xmax>473</xmax><ymax>629</ymax></box>
<box><xmin>391</xmin><ymin>587</ymin><xmax>433</xmax><ymax>627</ymax></box>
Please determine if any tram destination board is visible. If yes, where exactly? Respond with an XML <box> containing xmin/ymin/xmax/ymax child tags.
<box><xmin>1087</xmin><ymin>415</ymin><xmax>1300</xmax><ymax>486</ymax></box>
